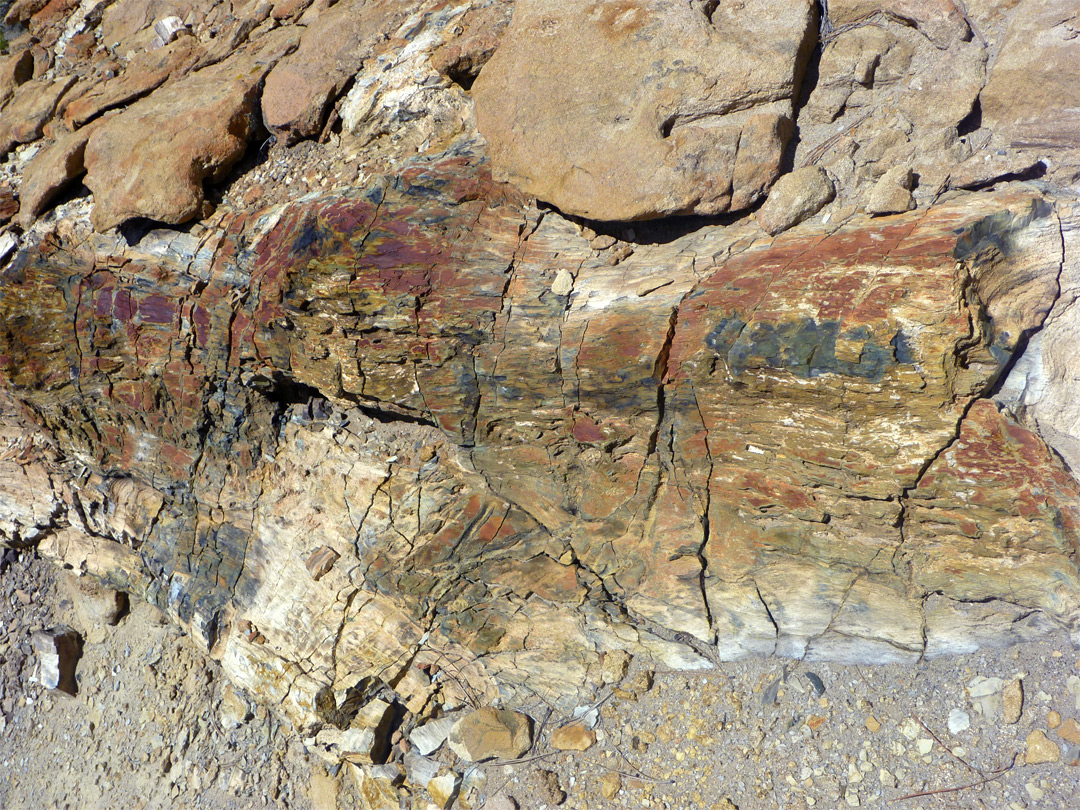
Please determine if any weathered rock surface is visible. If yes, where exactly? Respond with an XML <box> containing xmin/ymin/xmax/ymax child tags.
<box><xmin>756</xmin><ymin>166</ymin><xmax>835</xmax><ymax>235</ymax></box>
<box><xmin>448</xmin><ymin>707</ymin><xmax>532</xmax><ymax>761</ymax></box>
<box><xmin>1</xmin><ymin>0</ymin><xmax>1080</xmax><ymax>756</ymax></box>
<box><xmin>31</xmin><ymin>626</ymin><xmax>81</xmax><ymax>695</ymax></box>
<box><xmin>260</xmin><ymin>0</ymin><xmax>405</xmax><ymax>143</ymax></box>
<box><xmin>83</xmin><ymin>42</ymin><xmax>285</xmax><ymax>230</ymax></box>
<box><xmin>0</xmin><ymin>76</ymin><xmax>75</xmax><ymax>157</ymax></box>
<box><xmin>980</xmin><ymin>0</ymin><xmax>1080</xmax><ymax>152</ymax></box>
<box><xmin>473</xmin><ymin>0</ymin><xmax>816</xmax><ymax>220</ymax></box>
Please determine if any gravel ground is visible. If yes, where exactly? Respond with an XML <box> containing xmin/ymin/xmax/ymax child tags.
<box><xmin>2</xmin><ymin>549</ymin><xmax>1079</xmax><ymax>810</ymax></box>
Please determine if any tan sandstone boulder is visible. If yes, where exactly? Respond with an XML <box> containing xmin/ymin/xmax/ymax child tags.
<box><xmin>81</xmin><ymin>33</ymin><xmax>296</xmax><ymax>231</ymax></box>
<box><xmin>980</xmin><ymin>0</ymin><xmax>1080</xmax><ymax>152</ymax></box>
<box><xmin>473</xmin><ymin>0</ymin><xmax>816</xmax><ymax>221</ymax></box>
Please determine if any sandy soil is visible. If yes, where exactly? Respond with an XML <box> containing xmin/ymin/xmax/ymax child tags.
<box><xmin>3</xmin><ymin>549</ymin><xmax>1079</xmax><ymax>810</ymax></box>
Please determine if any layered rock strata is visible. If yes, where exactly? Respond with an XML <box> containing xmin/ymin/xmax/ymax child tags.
<box><xmin>0</xmin><ymin>0</ymin><xmax>1079</xmax><ymax>738</ymax></box>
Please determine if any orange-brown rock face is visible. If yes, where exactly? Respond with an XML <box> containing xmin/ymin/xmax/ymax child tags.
<box><xmin>1</xmin><ymin>0</ymin><xmax>1080</xmax><ymax>731</ymax></box>
<box><xmin>473</xmin><ymin>0</ymin><xmax>817</xmax><ymax>220</ymax></box>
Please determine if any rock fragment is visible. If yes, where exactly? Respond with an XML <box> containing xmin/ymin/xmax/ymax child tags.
<box><xmin>0</xmin><ymin>48</ymin><xmax>34</xmax><ymax>110</ymax></box>
<box><xmin>550</xmin><ymin>269</ymin><xmax>574</xmax><ymax>296</ymax></box>
<box><xmin>1059</xmin><ymin>718</ymin><xmax>1080</xmax><ymax>747</ymax></box>
<box><xmin>867</xmin><ymin>166</ymin><xmax>915</xmax><ymax>215</ymax></box>
<box><xmin>305</xmin><ymin>546</ymin><xmax>340</xmax><ymax>581</ymax></box>
<box><xmin>1003</xmin><ymin>679</ymin><xmax>1024</xmax><ymax>725</ymax></box>
<box><xmin>601</xmin><ymin>650</ymin><xmax>631</xmax><ymax>684</ymax></box>
<box><xmin>0</xmin><ymin>186</ymin><xmax>17</xmax><ymax>225</ymax></box>
<box><xmin>403</xmin><ymin>751</ymin><xmax>440</xmax><ymax>789</ymax></box>
<box><xmin>219</xmin><ymin>683</ymin><xmax>252</xmax><ymax>730</ymax></box>
<box><xmin>31</xmin><ymin>626</ymin><xmax>81</xmax><ymax>695</ymax></box>
<box><xmin>313</xmin><ymin>698</ymin><xmax>393</xmax><ymax>764</ymax></box>
<box><xmin>409</xmin><ymin>713</ymin><xmax>458</xmax><ymax>756</ymax></box>
<box><xmin>757</xmin><ymin>166</ymin><xmax>836</xmax><ymax>235</ymax></box>
<box><xmin>83</xmin><ymin>55</ymin><xmax>266</xmax><ymax>230</ymax></box>
<box><xmin>261</xmin><ymin>0</ymin><xmax>406</xmax><ymax>143</ymax></box>
<box><xmin>345</xmin><ymin>763</ymin><xmax>401</xmax><ymax>810</ymax></box>
<box><xmin>149</xmin><ymin>16</ymin><xmax>188</xmax><ymax>49</ymax></box>
<box><xmin>448</xmin><ymin>707</ymin><xmax>532</xmax><ymax>762</ymax></box>
<box><xmin>427</xmin><ymin>771</ymin><xmax>460</xmax><ymax>809</ymax></box>
<box><xmin>550</xmin><ymin>723</ymin><xmax>596</xmax><ymax>751</ymax></box>
<box><xmin>16</xmin><ymin>127</ymin><xmax>94</xmax><ymax>226</ymax></box>
<box><xmin>600</xmin><ymin>772</ymin><xmax>621</xmax><ymax>800</ymax></box>
<box><xmin>947</xmin><ymin>709</ymin><xmax>970</xmax><ymax>734</ymax></box>
<box><xmin>0</xmin><ymin>232</ymin><xmax>17</xmax><ymax>266</ymax></box>
<box><xmin>0</xmin><ymin>76</ymin><xmax>76</xmax><ymax>157</ymax></box>
<box><xmin>1025</xmin><ymin>730</ymin><xmax>1061</xmax><ymax>765</ymax></box>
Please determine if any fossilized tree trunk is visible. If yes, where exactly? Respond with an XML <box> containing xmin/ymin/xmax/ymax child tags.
<box><xmin>2</xmin><ymin>0</ymin><xmax>1080</xmax><ymax>733</ymax></box>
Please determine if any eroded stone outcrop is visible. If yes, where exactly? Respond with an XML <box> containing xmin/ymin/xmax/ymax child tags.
<box><xmin>473</xmin><ymin>0</ymin><xmax>817</xmax><ymax>220</ymax></box>
<box><xmin>1</xmin><ymin>0</ymin><xmax>1079</xmax><ymax>745</ymax></box>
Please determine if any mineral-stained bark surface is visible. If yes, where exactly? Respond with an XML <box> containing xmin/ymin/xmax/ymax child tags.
<box><xmin>1</xmin><ymin>0</ymin><xmax>1080</xmax><ymax>741</ymax></box>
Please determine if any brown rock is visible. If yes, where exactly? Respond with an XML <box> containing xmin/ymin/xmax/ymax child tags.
<box><xmin>429</xmin><ymin>0</ymin><xmax>513</xmax><ymax>88</ymax></box>
<box><xmin>17</xmin><ymin>125</ymin><xmax>96</xmax><ymax>226</ymax></box>
<box><xmin>1060</xmin><ymin>718</ymin><xmax>1080</xmax><ymax>747</ymax></box>
<box><xmin>25</xmin><ymin>0</ymin><xmax>79</xmax><ymax>35</ymax></box>
<box><xmin>261</xmin><ymin>0</ymin><xmax>406</xmax><ymax>143</ymax></box>
<box><xmin>473</xmin><ymin>0</ymin><xmax>816</xmax><ymax>220</ymax></box>
<box><xmin>271</xmin><ymin>0</ymin><xmax>314</xmax><ymax>21</ymax></box>
<box><xmin>0</xmin><ymin>76</ymin><xmax>76</xmax><ymax>158</ymax></box>
<box><xmin>0</xmin><ymin>186</ymin><xmax>17</xmax><ymax>226</ymax></box>
<box><xmin>2</xmin><ymin>0</ymin><xmax>49</xmax><ymax>25</ymax></box>
<box><xmin>1048</xmin><ymin>710</ymin><xmax>1062</xmax><ymax>729</ymax></box>
<box><xmin>1025</xmin><ymin>730</ymin><xmax>1061</xmax><ymax>765</ymax></box>
<box><xmin>825</xmin><ymin>0</ymin><xmax>971</xmax><ymax>48</ymax></box>
<box><xmin>83</xmin><ymin>55</ymin><xmax>266</xmax><ymax>230</ymax></box>
<box><xmin>0</xmin><ymin>48</ymin><xmax>34</xmax><ymax>110</ymax></box>
<box><xmin>981</xmin><ymin>0</ymin><xmax>1080</xmax><ymax>150</ymax></box>
<box><xmin>599</xmin><ymin>772</ymin><xmax>621</xmax><ymax>800</ymax></box>
<box><xmin>62</xmin><ymin>36</ymin><xmax>200</xmax><ymax>128</ymax></box>
<box><xmin>866</xmin><ymin>166</ymin><xmax>915</xmax><ymax>215</ymax></box>
<box><xmin>1003</xmin><ymin>679</ymin><xmax>1024</xmax><ymax>725</ymax></box>
<box><xmin>757</xmin><ymin>166</ymin><xmax>836</xmax><ymax>235</ymax></box>
<box><xmin>550</xmin><ymin>723</ymin><xmax>596</xmax><ymax>752</ymax></box>
<box><xmin>448</xmin><ymin>707</ymin><xmax>532</xmax><ymax>762</ymax></box>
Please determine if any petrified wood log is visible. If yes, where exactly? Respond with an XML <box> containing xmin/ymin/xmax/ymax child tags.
<box><xmin>1</xmin><ymin>138</ymin><xmax>1076</xmax><ymax>728</ymax></box>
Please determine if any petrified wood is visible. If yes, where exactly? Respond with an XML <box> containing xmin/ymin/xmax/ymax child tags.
<box><xmin>1</xmin><ymin>138</ymin><xmax>1076</xmax><ymax>727</ymax></box>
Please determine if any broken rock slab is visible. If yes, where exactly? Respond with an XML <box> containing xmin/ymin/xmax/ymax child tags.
<box><xmin>980</xmin><ymin>0</ymin><xmax>1080</xmax><ymax>152</ymax></box>
<box><xmin>448</xmin><ymin>707</ymin><xmax>532</xmax><ymax>762</ymax></box>
<box><xmin>82</xmin><ymin>33</ymin><xmax>296</xmax><ymax>230</ymax></box>
<box><xmin>409</xmin><ymin>713</ymin><xmax>459</xmax><ymax>756</ymax></box>
<box><xmin>757</xmin><ymin>165</ymin><xmax>835</xmax><ymax>235</ymax></box>
<box><xmin>31</xmin><ymin>626</ymin><xmax>82</xmax><ymax>696</ymax></box>
<box><xmin>260</xmin><ymin>0</ymin><xmax>407</xmax><ymax>143</ymax></box>
<box><xmin>473</xmin><ymin>0</ymin><xmax>816</xmax><ymax>220</ymax></box>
